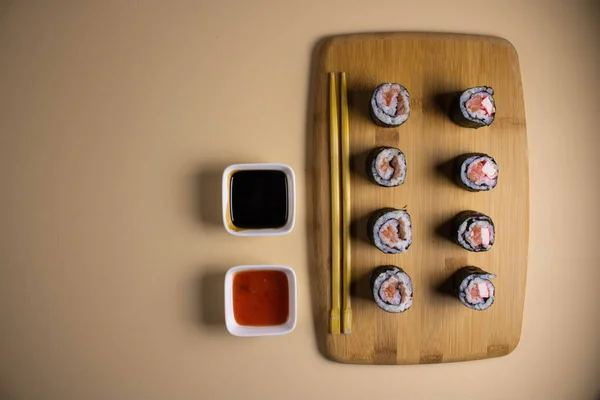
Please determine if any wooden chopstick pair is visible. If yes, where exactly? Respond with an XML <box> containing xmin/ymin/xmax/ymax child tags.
<box><xmin>329</xmin><ymin>72</ymin><xmax>352</xmax><ymax>335</ymax></box>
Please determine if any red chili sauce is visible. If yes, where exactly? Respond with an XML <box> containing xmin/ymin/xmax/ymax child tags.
<box><xmin>233</xmin><ymin>270</ymin><xmax>289</xmax><ymax>326</ymax></box>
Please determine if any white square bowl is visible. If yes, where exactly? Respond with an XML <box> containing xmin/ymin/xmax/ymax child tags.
<box><xmin>224</xmin><ymin>265</ymin><xmax>297</xmax><ymax>337</ymax></box>
<box><xmin>222</xmin><ymin>163</ymin><xmax>296</xmax><ymax>236</ymax></box>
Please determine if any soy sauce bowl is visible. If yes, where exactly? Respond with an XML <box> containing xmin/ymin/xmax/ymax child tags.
<box><xmin>224</xmin><ymin>265</ymin><xmax>297</xmax><ymax>337</ymax></box>
<box><xmin>222</xmin><ymin>163</ymin><xmax>296</xmax><ymax>236</ymax></box>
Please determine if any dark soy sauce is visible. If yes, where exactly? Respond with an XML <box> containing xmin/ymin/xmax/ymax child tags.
<box><xmin>230</xmin><ymin>170</ymin><xmax>288</xmax><ymax>229</ymax></box>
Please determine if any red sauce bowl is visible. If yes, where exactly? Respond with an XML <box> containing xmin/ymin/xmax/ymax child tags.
<box><xmin>225</xmin><ymin>265</ymin><xmax>297</xmax><ymax>336</ymax></box>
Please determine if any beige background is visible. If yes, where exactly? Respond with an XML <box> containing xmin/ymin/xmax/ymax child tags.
<box><xmin>0</xmin><ymin>1</ymin><xmax>598</xmax><ymax>399</ymax></box>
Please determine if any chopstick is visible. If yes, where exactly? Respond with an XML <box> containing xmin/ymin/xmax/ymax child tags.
<box><xmin>340</xmin><ymin>73</ymin><xmax>352</xmax><ymax>334</ymax></box>
<box><xmin>329</xmin><ymin>73</ymin><xmax>341</xmax><ymax>335</ymax></box>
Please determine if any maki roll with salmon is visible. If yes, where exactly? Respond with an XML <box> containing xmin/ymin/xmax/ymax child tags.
<box><xmin>367</xmin><ymin>147</ymin><xmax>407</xmax><ymax>187</ymax></box>
<box><xmin>370</xmin><ymin>83</ymin><xmax>410</xmax><ymax>127</ymax></box>
<box><xmin>371</xmin><ymin>266</ymin><xmax>413</xmax><ymax>313</ymax></box>
<box><xmin>453</xmin><ymin>266</ymin><xmax>496</xmax><ymax>310</ymax></box>
<box><xmin>452</xmin><ymin>211</ymin><xmax>495</xmax><ymax>252</ymax></box>
<box><xmin>450</xmin><ymin>86</ymin><xmax>496</xmax><ymax>128</ymax></box>
<box><xmin>454</xmin><ymin>153</ymin><xmax>499</xmax><ymax>191</ymax></box>
<box><xmin>368</xmin><ymin>208</ymin><xmax>412</xmax><ymax>254</ymax></box>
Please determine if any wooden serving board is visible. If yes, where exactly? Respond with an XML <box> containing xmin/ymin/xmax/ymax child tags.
<box><xmin>309</xmin><ymin>33</ymin><xmax>528</xmax><ymax>364</ymax></box>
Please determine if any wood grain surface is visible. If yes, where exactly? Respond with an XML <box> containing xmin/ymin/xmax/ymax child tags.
<box><xmin>310</xmin><ymin>33</ymin><xmax>529</xmax><ymax>364</ymax></box>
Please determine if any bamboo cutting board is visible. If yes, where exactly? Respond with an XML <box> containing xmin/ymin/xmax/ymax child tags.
<box><xmin>309</xmin><ymin>33</ymin><xmax>528</xmax><ymax>364</ymax></box>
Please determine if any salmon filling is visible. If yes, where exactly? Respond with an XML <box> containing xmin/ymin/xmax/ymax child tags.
<box><xmin>466</xmin><ymin>93</ymin><xmax>495</xmax><ymax>116</ymax></box>
<box><xmin>468</xmin><ymin>224</ymin><xmax>491</xmax><ymax>248</ymax></box>
<box><xmin>378</xmin><ymin>155</ymin><xmax>402</xmax><ymax>180</ymax></box>
<box><xmin>467</xmin><ymin>159</ymin><xmax>498</xmax><ymax>183</ymax></box>
<box><xmin>383</xmin><ymin>88</ymin><xmax>399</xmax><ymax>107</ymax></box>
<box><xmin>379</xmin><ymin>219</ymin><xmax>406</xmax><ymax>247</ymax></box>
<box><xmin>379</xmin><ymin>276</ymin><xmax>406</xmax><ymax>305</ymax></box>
<box><xmin>469</xmin><ymin>282</ymin><xmax>490</xmax><ymax>300</ymax></box>
<box><xmin>465</xmin><ymin>279</ymin><xmax>494</xmax><ymax>305</ymax></box>
<box><xmin>377</xmin><ymin>87</ymin><xmax>406</xmax><ymax>117</ymax></box>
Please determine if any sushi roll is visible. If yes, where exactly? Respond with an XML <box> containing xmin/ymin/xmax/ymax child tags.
<box><xmin>450</xmin><ymin>86</ymin><xmax>496</xmax><ymax>128</ymax></box>
<box><xmin>454</xmin><ymin>153</ymin><xmax>499</xmax><ymax>191</ymax></box>
<box><xmin>452</xmin><ymin>211</ymin><xmax>495</xmax><ymax>252</ymax></box>
<box><xmin>368</xmin><ymin>208</ymin><xmax>412</xmax><ymax>254</ymax></box>
<box><xmin>453</xmin><ymin>266</ymin><xmax>496</xmax><ymax>310</ymax></box>
<box><xmin>369</xmin><ymin>83</ymin><xmax>410</xmax><ymax>127</ymax></box>
<box><xmin>371</xmin><ymin>266</ymin><xmax>413</xmax><ymax>313</ymax></box>
<box><xmin>366</xmin><ymin>147</ymin><xmax>407</xmax><ymax>187</ymax></box>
